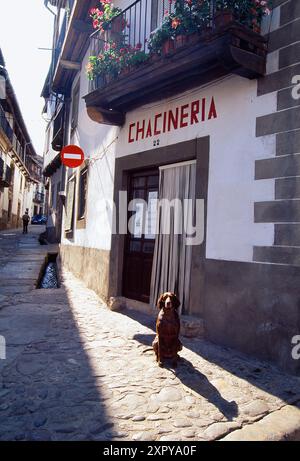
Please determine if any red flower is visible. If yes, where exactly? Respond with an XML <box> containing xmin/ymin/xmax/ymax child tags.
<box><xmin>171</xmin><ymin>18</ymin><xmax>181</xmax><ymax>29</ymax></box>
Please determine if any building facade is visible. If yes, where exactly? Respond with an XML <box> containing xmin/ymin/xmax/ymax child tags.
<box><xmin>42</xmin><ymin>0</ymin><xmax>300</xmax><ymax>375</ymax></box>
<box><xmin>0</xmin><ymin>49</ymin><xmax>45</xmax><ymax>230</ymax></box>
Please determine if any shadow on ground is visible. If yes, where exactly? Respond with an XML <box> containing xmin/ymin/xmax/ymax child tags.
<box><xmin>0</xmin><ymin>228</ymin><xmax>112</xmax><ymax>441</ymax></box>
<box><xmin>122</xmin><ymin>308</ymin><xmax>300</xmax><ymax>409</ymax></box>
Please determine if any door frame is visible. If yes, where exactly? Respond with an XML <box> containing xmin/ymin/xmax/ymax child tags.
<box><xmin>122</xmin><ymin>167</ymin><xmax>159</xmax><ymax>302</ymax></box>
<box><xmin>109</xmin><ymin>137</ymin><xmax>210</xmax><ymax>316</ymax></box>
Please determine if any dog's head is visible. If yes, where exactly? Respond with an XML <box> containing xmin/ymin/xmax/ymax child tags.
<box><xmin>157</xmin><ymin>292</ymin><xmax>181</xmax><ymax>312</ymax></box>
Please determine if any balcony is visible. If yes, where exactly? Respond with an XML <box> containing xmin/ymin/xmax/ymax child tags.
<box><xmin>51</xmin><ymin>103</ymin><xmax>65</xmax><ymax>151</ymax></box>
<box><xmin>51</xmin><ymin>1</ymin><xmax>76</xmax><ymax>73</ymax></box>
<box><xmin>84</xmin><ymin>0</ymin><xmax>268</xmax><ymax>126</ymax></box>
<box><xmin>0</xmin><ymin>163</ymin><xmax>12</xmax><ymax>187</ymax></box>
<box><xmin>0</xmin><ymin>104</ymin><xmax>13</xmax><ymax>143</ymax></box>
<box><xmin>0</xmin><ymin>158</ymin><xmax>3</xmax><ymax>180</ymax></box>
<box><xmin>34</xmin><ymin>192</ymin><xmax>45</xmax><ymax>204</ymax></box>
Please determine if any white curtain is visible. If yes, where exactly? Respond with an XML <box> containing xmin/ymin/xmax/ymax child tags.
<box><xmin>150</xmin><ymin>161</ymin><xmax>196</xmax><ymax>315</ymax></box>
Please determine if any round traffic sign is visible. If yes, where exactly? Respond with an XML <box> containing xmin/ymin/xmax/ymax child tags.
<box><xmin>61</xmin><ymin>145</ymin><xmax>85</xmax><ymax>168</ymax></box>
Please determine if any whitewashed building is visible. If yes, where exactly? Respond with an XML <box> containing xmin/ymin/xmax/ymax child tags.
<box><xmin>42</xmin><ymin>0</ymin><xmax>300</xmax><ymax>375</ymax></box>
<box><xmin>0</xmin><ymin>49</ymin><xmax>45</xmax><ymax>230</ymax></box>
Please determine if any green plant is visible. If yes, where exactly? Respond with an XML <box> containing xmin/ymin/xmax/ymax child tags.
<box><xmin>86</xmin><ymin>0</ymin><xmax>272</xmax><ymax>81</ymax></box>
<box><xmin>89</xmin><ymin>0</ymin><xmax>123</xmax><ymax>32</ymax></box>
<box><xmin>86</xmin><ymin>43</ymin><xmax>120</xmax><ymax>81</ymax></box>
<box><xmin>215</xmin><ymin>0</ymin><xmax>271</xmax><ymax>31</ymax></box>
<box><xmin>86</xmin><ymin>41</ymin><xmax>149</xmax><ymax>81</ymax></box>
<box><xmin>147</xmin><ymin>0</ymin><xmax>206</xmax><ymax>55</ymax></box>
<box><xmin>147</xmin><ymin>26</ymin><xmax>171</xmax><ymax>55</ymax></box>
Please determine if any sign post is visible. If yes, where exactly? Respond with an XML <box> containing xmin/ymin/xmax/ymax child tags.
<box><xmin>61</xmin><ymin>145</ymin><xmax>85</xmax><ymax>168</ymax></box>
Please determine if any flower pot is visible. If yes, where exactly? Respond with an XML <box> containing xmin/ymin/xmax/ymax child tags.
<box><xmin>162</xmin><ymin>38</ymin><xmax>175</xmax><ymax>56</ymax></box>
<box><xmin>120</xmin><ymin>66</ymin><xmax>132</xmax><ymax>76</ymax></box>
<box><xmin>104</xmin><ymin>72</ymin><xmax>117</xmax><ymax>84</ymax></box>
<box><xmin>214</xmin><ymin>10</ymin><xmax>234</xmax><ymax>28</ymax></box>
<box><xmin>187</xmin><ymin>32</ymin><xmax>199</xmax><ymax>45</ymax></box>
<box><xmin>175</xmin><ymin>34</ymin><xmax>187</xmax><ymax>49</ymax></box>
<box><xmin>150</xmin><ymin>52</ymin><xmax>161</xmax><ymax>63</ymax></box>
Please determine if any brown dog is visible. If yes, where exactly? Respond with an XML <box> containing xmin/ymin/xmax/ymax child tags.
<box><xmin>152</xmin><ymin>292</ymin><xmax>182</xmax><ymax>367</ymax></box>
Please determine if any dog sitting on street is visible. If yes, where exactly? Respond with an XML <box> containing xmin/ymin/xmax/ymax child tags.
<box><xmin>152</xmin><ymin>292</ymin><xmax>182</xmax><ymax>367</ymax></box>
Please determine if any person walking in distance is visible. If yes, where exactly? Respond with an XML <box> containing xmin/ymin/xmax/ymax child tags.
<box><xmin>22</xmin><ymin>209</ymin><xmax>30</xmax><ymax>234</ymax></box>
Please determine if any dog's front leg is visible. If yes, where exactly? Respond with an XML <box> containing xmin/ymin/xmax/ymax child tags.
<box><xmin>157</xmin><ymin>339</ymin><xmax>163</xmax><ymax>367</ymax></box>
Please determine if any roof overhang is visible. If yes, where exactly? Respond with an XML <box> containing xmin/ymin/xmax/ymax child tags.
<box><xmin>52</xmin><ymin>0</ymin><xmax>95</xmax><ymax>94</ymax></box>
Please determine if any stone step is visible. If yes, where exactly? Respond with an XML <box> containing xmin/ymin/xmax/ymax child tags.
<box><xmin>181</xmin><ymin>315</ymin><xmax>205</xmax><ymax>338</ymax></box>
<box><xmin>221</xmin><ymin>405</ymin><xmax>300</xmax><ymax>441</ymax></box>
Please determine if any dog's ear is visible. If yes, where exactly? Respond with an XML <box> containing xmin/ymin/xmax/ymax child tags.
<box><xmin>157</xmin><ymin>293</ymin><xmax>166</xmax><ymax>310</ymax></box>
<box><xmin>171</xmin><ymin>293</ymin><xmax>181</xmax><ymax>310</ymax></box>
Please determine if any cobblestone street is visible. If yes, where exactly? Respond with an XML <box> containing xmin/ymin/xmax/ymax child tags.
<box><xmin>0</xmin><ymin>226</ymin><xmax>300</xmax><ymax>441</ymax></box>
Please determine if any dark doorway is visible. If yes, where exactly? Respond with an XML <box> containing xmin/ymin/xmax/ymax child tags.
<box><xmin>17</xmin><ymin>201</ymin><xmax>21</xmax><ymax>228</ymax></box>
<box><xmin>123</xmin><ymin>169</ymin><xmax>159</xmax><ymax>303</ymax></box>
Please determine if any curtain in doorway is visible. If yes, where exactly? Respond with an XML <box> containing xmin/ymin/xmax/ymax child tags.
<box><xmin>150</xmin><ymin>161</ymin><xmax>196</xmax><ymax>315</ymax></box>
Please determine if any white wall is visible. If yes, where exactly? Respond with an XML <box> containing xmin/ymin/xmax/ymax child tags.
<box><xmin>115</xmin><ymin>76</ymin><xmax>277</xmax><ymax>262</ymax></box>
<box><xmin>23</xmin><ymin>182</ymin><xmax>34</xmax><ymax>216</ymax></box>
<box><xmin>47</xmin><ymin>168</ymin><xmax>62</xmax><ymax>229</ymax></box>
<box><xmin>62</xmin><ymin>46</ymin><xmax>277</xmax><ymax>263</ymax></box>
<box><xmin>43</xmin><ymin>122</ymin><xmax>57</xmax><ymax>169</ymax></box>
<box><xmin>61</xmin><ymin>52</ymin><xmax>118</xmax><ymax>250</ymax></box>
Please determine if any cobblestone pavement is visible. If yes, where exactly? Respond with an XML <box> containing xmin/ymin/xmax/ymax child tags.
<box><xmin>0</xmin><ymin>227</ymin><xmax>300</xmax><ymax>441</ymax></box>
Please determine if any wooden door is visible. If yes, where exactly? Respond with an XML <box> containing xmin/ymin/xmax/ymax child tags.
<box><xmin>123</xmin><ymin>169</ymin><xmax>159</xmax><ymax>303</ymax></box>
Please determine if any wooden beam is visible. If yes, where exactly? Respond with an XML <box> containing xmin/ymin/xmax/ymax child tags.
<box><xmin>60</xmin><ymin>60</ymin><xmax>81</xmax><ymax>71</ymax></box>
<box><xmin>73</xmin><ymin>19</ymin><xmax>94</xmax><ymax>34</ymax></box>
<box><xmin>86</xmin><ymin>106</ymin><xmax>125</xmax><ymax>126</ymax></box>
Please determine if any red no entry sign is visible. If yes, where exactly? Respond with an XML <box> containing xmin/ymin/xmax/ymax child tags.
<box><xmin>61</xmin><ymin>145</ymin><xmax>85</xmax><ymax>168</ymax></box>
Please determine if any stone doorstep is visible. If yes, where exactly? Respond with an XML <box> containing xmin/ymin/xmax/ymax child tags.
<box><xmin>180</xmin><ymin>316</ymin><xmax>205</xmax><ymax>338</ymax></box>
<box><xmin>221</xmin><ymin>405</ymin><xmax>300</xmax><ymax>441</ymax></box>
<box><xmin>107</xmin><ymin>297</ymin><xmax>205</xmax><ymax>338</ymax></box>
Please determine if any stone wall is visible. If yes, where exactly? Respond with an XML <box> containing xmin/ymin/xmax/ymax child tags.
<box><xmin>60</xmin><ymin>244</ymin><xmax>110</xmax><ymax>303</ymax></box>
<box><xmin>203</xmin><ymin>259</ymin><xmax>300</xmax><ymax>376</ymax></box>
<box><xmin>254</xmin><ymin>0</ymin><xmax>300</xmax><ymax>265</ymax></box>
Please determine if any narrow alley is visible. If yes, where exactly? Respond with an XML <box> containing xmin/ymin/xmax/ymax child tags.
<box><xmin>0</xmin><ymin>226</ymin><xmax>300</xmax><ymax>442</ymax></box>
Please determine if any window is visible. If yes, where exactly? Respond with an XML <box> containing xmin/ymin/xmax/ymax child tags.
<box><xmin>77</xmin><ymin>168</ymin><xmax>88</xmax><ymax>220</ymax></box>
<box><xmin>56</xmin><ymin>181</ymin><xmax>61</xmax><ymax>208</ymax></box>
<box><xmin>151</xmin><ymin>0</ymin><xmax>175</xmax><ymax>31</ymax></box>
<box><xmin>51</xmin><ymin>182</ymin><xmax>56</xmax><ymax>209</ymax></box>
<box><xmin>65</xmin><ymin>176</ymin><xmax>76</xmax><ymax>232</ymax></box>
<box><xmin>71</xmin><ymin>81</ymin><xmax>80</xmax><ymax>133</ymax></box>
